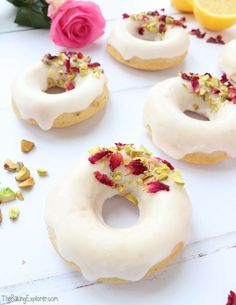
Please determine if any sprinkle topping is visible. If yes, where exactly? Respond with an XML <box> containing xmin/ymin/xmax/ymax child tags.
<box><xmin>88</xmin><ymin>144</ymin><xmax>184</xmax><ymax>204</ymax></box>
<box><xmin>123</xmin><ymin>11</ymin><xmax>187</xmax><ymax>38</ymax></box>
<box><xmin>42</xmin><ymin>52</ymin><xmax>103</xmax><ymax>91</ymax></box>
<box><xmin>180</xmin><ymin>72</ymin><xmax>236</xmax><ymax>111</ymax></box>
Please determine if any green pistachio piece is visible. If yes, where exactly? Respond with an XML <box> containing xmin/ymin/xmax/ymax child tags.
<box><xmin>124</xmin><ymin>193</ymin><xmax>138</xmax><ymax>206</ymax></box>
<box><xmin>4</xmin><ymin>159</ymin><xmax>17</xmax><ymax>172</ymax></box>
<box><xmin>0</xmin><ymin>187</ymin><xmax>16</xmax><ymax>204</ymax></box>
<box><xmin>9</xmin><ymin>207</ymin><xmax>20</xmax><ymax>220</ymax></box>
<box><xmin>16</xmin><ymin>191</ymin><xmax>24</xmax><ymax>201</ymax></box>
<box><xmin>37</xmin><ymin>169</ymin><xmax>48</xmax><ymax>177</ymax></box>
<box><xmin>18</xmin><ymin>177</ymin><xmax>35</xmax><ymax>189</ymax></box>
<box><xmin>172</xmin><ymin>170</ymin><xmax>185</xmax><ymax>185</ymax></box>
<box><xmin>15</xmin><ymin>167</ymin><xmax>31</xmax><ymax>181</ymax></box>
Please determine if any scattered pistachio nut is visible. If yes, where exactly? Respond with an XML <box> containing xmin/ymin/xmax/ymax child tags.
<box><xmin>37</xmin><ymin>169</ymin><xmax>48</xmax><ymax>177</ymax></box>
<box><xmin>0</xmin><ymin>208</ymin><xmax>2</xmax><ymax>224</ymax></box>
<box><xmin>172</xmin><ymin>170</ymin><xmax>185</xmax><ymax>185</ymax></box>
<box><xmin>21</xmin><ymin>139</ymin><xmax>35</xmax><ymax>153</ymax></box>
<box><xmin>16</xmin><ymin>162</ymin><xmax>24</xmax><ymax>172</ymax></box>
<box><xmin>18</xmin><ymin>177</ymin><xmax>35</xmax><ymax>188</ymax></box>
<box><xmin>15</xmin><ymin>167</ymin><xmax>31</xmax><ymax>181</ymax></box>
<box><xmin>9</xmin><ymin>207</ymin><xmax>20</xmax><ymax>220</ymax></box>
<box><xmin>16</xmin><ymin>191</ymin><xmax>24</xmax><ymax>201</ymax></box>
<box><xmin>4</xmin><ymin>159</ymin><xmax>17</xmax><ymax>172</ymax></box>
<box><xmin>0</xmin><ymin>187</ymin><xmax>16</xmax><ymax>204</ymax></box>
<box><xmin>124</xmin><ymin>192</ymin><xmax>138</xmax><ymax>205</ymax></box>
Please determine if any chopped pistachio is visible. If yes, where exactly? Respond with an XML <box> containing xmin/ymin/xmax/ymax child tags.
<box><xmin>112</xmin><ymin>171</ymin><xmax>122</xmax><ymax>181</ymax></box>
<box><xmin>172</xmin><ymin>170</ymin><xmax>185</xmax><ymax>185</ymax></box>
<box><xmin>193</xmin><ymin>103</ymin><xmax>199</xmax><ymax>111</ymax></box>
<box><xmin>18</xmin><ymin>177</ymin><xmax>35</xmax><ymax>188</ymax></box>
<box><xmin>0</xmin><ymin>187</ymin><xmax>16</xmax><ymax>204</ymax></box>
<box><xmin>0</xmin><ymin>208</ymin><xmax>2</xmax><ymax>224</ymax></box>
<box><xmin>37</xmin><ymin>169</ymin><xmax>48</xmax><ymax>177</ymax></box>
<box><xmin>16</xmin><ymin>191</ymin><xmax>24</xmax><ymax>201</ymax></box>
<box><xmin>21</xmin><ymin>139</ymin><xmax>35</xmax><ymax>153</ymax></box>
<box><xmin>124</xmin><ymin>193</ymin><xmax>138</xmax><ymax>205</ymax></box>
<box><xmin>16</xmin><ymin>162</ymin><xmax>24</xmax><ymax>172</ymax></box>
<box><xmin>4</xmin><ymin>159</ymin><xmax>17</xmax><ymax>172</ymax></box>
<box><xmin>9</xmin><ymin>207</ymin><xmax>20</xmax><ymax>220</ymax></box>
<box><xmin>88</xmin><ymin>146</ymin><xmax>100</xmax><ymax>154</ymax></box>
<box><xmin>15</xmin><ymin>167</ymin><xmax>31</xmax><ymax>181</ymax></box>
<box><xmin>140</xmin><ymin>144</ymin><xmax>152</xmax><ymax>156</ymax></box>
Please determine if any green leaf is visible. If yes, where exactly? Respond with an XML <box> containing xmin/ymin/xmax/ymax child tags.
<box><xmin>15</xmin><ymin>5</ymin><xmax>51</xmax><ymax>28</ymax></box>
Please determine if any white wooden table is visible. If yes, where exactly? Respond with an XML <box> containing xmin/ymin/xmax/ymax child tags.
<box><xmin>1</xmin><ymin>1</ymin><xmax>236</xmax><ymax>304</ymax></box>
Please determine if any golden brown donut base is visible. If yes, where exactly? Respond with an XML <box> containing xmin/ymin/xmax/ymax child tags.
<box><xmin>107</xmin><ymin>44</ymin><xmax>187</xmax><ymax>71</ymax></box>
<box><xmin>146</xmin><ymin>125</ymin><xmax>228</xmax><ymax>164</ymax></box>
<box><xmin>12</xmin><ymin>85</ymin><xmax>109</xmax><ymax>128</ymax></box>
<box><xmin>48</xmin><ymin>226</ymin><xmax>184</xmax><ymax>284</ymax></box>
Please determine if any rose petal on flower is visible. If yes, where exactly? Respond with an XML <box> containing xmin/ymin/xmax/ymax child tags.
<box><xmin>109</xmin><ymin>152</ymin><xmax>123</xmax><ymax>171</ymax></box>
<box><xmin>189</xmin><ymin>28</ymin><xmax>206</xmax><ymax>39</ymax></box>
<box><xmin>88</xmin><ymin>150</ymin><xmax>112</xmax><ymax>164</ymax></box>
<box><xmin>226</xmin><ymin>291</ymin><xmax>236</xmax><ymax>305</ymax></box>
<box><xmin>145</xmin><ymin>181</ymin><xmax>170</xmax><ymax>193</ymax></box>
<box><xmin>94</xmin><ymin>171</ymin><xmax>114</xmax><ymax>187</ymax></box>
<box><xmin>125</xmin><ymin>159</ymin><xmax>147</xmax><ymax>175</ymax></box>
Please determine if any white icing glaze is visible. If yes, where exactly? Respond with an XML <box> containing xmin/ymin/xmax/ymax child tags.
<box><xmin>143</xmin><ymin>77</ymin><xmax>236</xmax><ymax>159</ymax></box>
<box><xmin>45</xmin><ymin>159</ymin><xmax>191</xmax><ymax>282</ymax></box>
<box><xmin>219</xmin><ymin>39</ymin><xmax>236</xmax><ymax>80</ymax></box>
<box><xmin>11</xmin><ymin>62</ymin><xmax>106</xmax><ymax>130</ymax></box>
<box><xmin>108</xmin><ymin>18</ymin><xmax>190</xmax><ymax>60</ymax></box>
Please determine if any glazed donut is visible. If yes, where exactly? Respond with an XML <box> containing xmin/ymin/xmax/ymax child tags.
<box><xmin>107</xmin><ymin>11</ymin><xmax>189</xmax><ymax>70</ymax></box>
<box><xmin>219</xmin><ymin>39</ymin><xmax>236</xmax><ymax>83</ymax></box>
<box><xmin>45</xmin><ymin>143</ymin><xmax>191</xmax><ymax>283</ymax></box>
<box><xmin>144</xmin><ymin>72</ymin><xmax>236</xmax><ymax>164</ymax></box>
<box><xmin>12</xmin><ymin>52</ymin><xmax>108</xmax><ymax>130</ymax></box>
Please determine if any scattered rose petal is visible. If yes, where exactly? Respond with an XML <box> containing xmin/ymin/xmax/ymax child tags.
<box><xmin>191</xmin><ymin>75</ymin><xmax>200</xmax><ymax>93</ymax></box>
<box><xmin>159</xmin><ymin>158</ymin><xmax>174</xmax><ymax>170</ymax></box>
<box><xmin>159</xmin><ymin>23</ymin><xmax>166</xmax><ymax>33</ymax></box>
<box><xmin>138</xmin><ymin>26</ymin><xmax>144</xmax><ymax>35</ymax></box>
<box><xmin>66</xmin><ymin>82</ymin><xmax>75</xmax><ymax>90</ymax></box>
<box><xmin>207</xmin><ymin>35</ymin><xmax>225</xmax><ymax>45</ymax></box>
<box><xmin>115</xmin><ymin>143</ymin><xmax>127</xmax><ymax>150</ymax></box>
<box><xmin>211</xmin><ymin>87</ymin><xmax>220</xmax><ymax>94</ymax></box>
<box><xmin>94</xmin><ymin>171</ymin><xmax>114</xmax><ymax>187</ymax></box>
<box><xmin>122</xmin><ymin>13</ymin><xmax>130</xmax><ymax>19</ymax></box>
<box><xmin>228</xmin><ymin>88</ymin><xmax>236</xmax><ymax>102</ymax></box>
<box><xmin>189</xmin><ymin>28</ymin><xmax>206</xmax><ymax>39</ymax></box>
<box><xmin>226</xmin><ymin>291</ymin><xmax>236</xmax><ymax>305</ymax></box>
<box><xmin>88</xmin><ymin>150</ymin><xmax>112</xmax><ymax>164</ymax></box>
<box><xmin>109</xmin><ymin>152</ymin><xmax>123</xmax><ymax>171</ymax></box>
<box><xmin>125</xmin><ymin>159</ymin><xmax>147</xmax><ymax>175</ymax></box>
<box><xmin>180</xmin><ymin>72</ymin><xmax>192</xmax><ymax>81</ymax></box>
<box><xmin>145</xmin><ymin>181</ymin><xmax>170</xmax><ymax>193</ymax></box>
<box><xmin>88</xmin><ymin>62</ymin><xmax>101</xmax><ymax>68</ymax></box>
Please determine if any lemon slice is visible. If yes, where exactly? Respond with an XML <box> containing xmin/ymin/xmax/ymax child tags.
<box><xmin>171</xmin><ymin>0</ymin><xmax>193</xmax><ymax>12</ymax></box>
<box><xmin>193</xmin><ymin>0</ymin><xmax>236</xmax><ymax>31</ymax></box>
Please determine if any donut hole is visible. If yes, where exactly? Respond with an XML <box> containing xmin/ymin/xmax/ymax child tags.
<box><xmin>45</xmin><ymin>86</ymin><xmax>66</xmax><ymax>94</ymax></box>
<box><xmin>183</xmin><ymin>110</ymin><xmax>210</xmax><ymax>121</ymax></box>
<box><xmin>102</xmin><ymin>195</ymin><xmax>139</xmax><ymax>228</ymax></box>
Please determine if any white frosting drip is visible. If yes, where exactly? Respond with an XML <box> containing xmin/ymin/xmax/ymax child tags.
<box><xmin>11</xmin><ymin>62</ymin><xmax>106</xmax><ymax>130</ymax></box>
<box><xmin>143</xmin><ymin>77</ymin><xmax>236</xmax><ymax>159</ymax></box>
<box><xmin>45</xmin><ymin>160</ymin><xmax>191</xmax><ymax>282</ymax></box>
<box><xmin>219</xmin><ymin>39</ymin><xmax>236</xmax><ymax>80</ymax></box>
<box><xmin>108</xmin><ymin>19</ymin><xmax>190</xmax><ymax>60</ymax></box>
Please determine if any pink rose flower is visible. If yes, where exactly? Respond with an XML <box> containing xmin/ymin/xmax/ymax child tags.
<box><xmin>49</xmin><ymin>0</ymin><xmax>105</xmax><ymax>48</ymax></box>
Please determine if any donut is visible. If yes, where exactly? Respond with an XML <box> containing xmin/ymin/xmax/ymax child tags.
<box><xmin>45</xmin><ymin>143</ymin><xmax>191</xmax><ymax>283</ymax></box>
<box><xmin>144</xmin><ymin>72</ymin><xmax>236</xmax><ymax>164</ymax></box>
<box><xmin>219</xmin><ymin>39</ymin><xmax>236</xmax><ymax>83</ymax></box>
<box><xmin>12</xmin><ymin>52</ymin><xmax>109</xmax><ymax>130</ymax></box>
<box><xmin>107</xmin><ymin>11</ymin><xmax>190</xmax><ymax>70</ymax></box>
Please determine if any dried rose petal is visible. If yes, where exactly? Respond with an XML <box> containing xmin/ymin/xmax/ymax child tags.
<box><xmin>151</xmin><ymin>10</ymin><xmax>160</xmax><ymax>16</ymax></box>
<box><xmin>77</xmin><ymin>52</ymin><xmax>83</xmax><ymax>59</ymax></box>
<box><xmin>109</xmin><ymin>152</ymin><xmax>123</xmax><ymax>171</ymax></box>
<box><xmin>189</xmin><ymin>28</ymin><xmax>206</xmax><ymax>39</ymax></box>
<box><xmin>159</xmin><ymin>23</ymin><xmax>166</xmax><ymax>33</ymax></box>
<box><xmin>66</xmin><ymin>82</ymin><xmax>75</xmax><ymax>91</ymax></box>
<box><xmin>88</xmin><ymin>62</ymin><xmax>101</xmax><ymax>68</ymax></box>
<box><xmin>228</xmin><ymin>88</ymin><xmax>236</xmax><ymax>101</ymax></box>
<box><xmin>211</xmin><ymin>87</ymin><xmax>220</xmax><ymax>94</ymax></box>
<box><xmin>206</xmin><ymin>35</ymin><xmax>225</xmax><ymax>45</ymax></box>
<box><xmin>125</xmin><ymin>159</ymin><xmax>147</xmax><ymax>175</ymax></box>
<box><xmin>191</xmin><ymin>75</ymin><xmax>200</xmax><ymax>93</ymax></box>
<box><xmin>138</xmin><ymin>26</ymin><xmax>144</xmax><ymax>35</ymax></box>
<box><xmin>94</xmin><ymin>171</ymin><xmax>114</xmax><ymax>187</ymax></box>
<box><xmin>122</xmin><ymin>13</ymin><xmax>130</xmax><ymax>19</ymax></box>
<box><xmin>159</xmin><ymin>15</ymin><xmax>167</xmax><ymax>22</ymax></box>
<box><xmin>115</xmin><ymin>143</ymin><xmax>127</xmax><ymax>150</ymax></box>
<box><xmin>173</xmin><ymin>17</ymin><xmax>187</xmax><ymax>28</ymax></box>
<box><xmin>88</xmin><ymin>150</ymin><xmax>112</xmax><ymax>164</ymax></box>
<box><xmin>159</xmin><ymin>158</ymin><xmax>174</xmax><ymax>170</ymax></box>
<box><xmin>145</xmin><ymin>181</ymin><xmax>170</xmax><ymax>193</ymax></box>
<box><xmin>180</xmin><ymin>72</ymin><xmax>192</xmax><ymax>81</ymax></box>
<box><xmin>226</xmin><ymin>291</ymin><xmax>236</xmax><ymax>305</ymax></box>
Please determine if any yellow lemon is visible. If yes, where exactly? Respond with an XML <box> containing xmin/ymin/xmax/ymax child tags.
<box><xmin>171</xmin><ymin>0</ymin><xmax>193</xmax><ymax>13</ymax></box>
<box><xmin>193</xmin><ymin>0</ymin><xmax>236</xmax><ymax>31</ymax></box>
